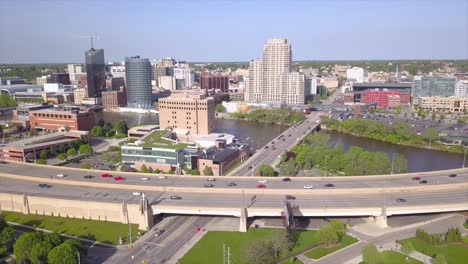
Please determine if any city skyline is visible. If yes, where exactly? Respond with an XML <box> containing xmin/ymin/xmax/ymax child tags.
<box><xmin>0</xmin><ymin>0</ymin><xmax>466</xmax><ymax>63</ymax></box>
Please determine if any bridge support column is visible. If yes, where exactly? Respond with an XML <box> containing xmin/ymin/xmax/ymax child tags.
<box><xmin>374</xmin><ymin>207</ymin><xmax>387</xmax><ymax>228</ymax></box>
<box><xmin>138</xmin><ymin>194</ymin><xmax>153</xmax><ymax>231</ymax></box>
<box><xmin>239</xmin><ymin>208</ymin><xmax>248</xmax><ymax>233</ymax></box>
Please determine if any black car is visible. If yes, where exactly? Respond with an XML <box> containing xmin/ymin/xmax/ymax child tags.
<box><xmin>449</xmin><ymin>174</ymin><xmax>457</xmax><ymax>178</ymax></box>
<box><xmin>83</xmin><ymin>175</ymin><xmax>94</xmax><ymax>179</ymax></box>
<box><xmin>227</xmin><ymin>182</ymin><xmax>236</xmax><ymax>187</ymax></box>
<box><xmin>282</xmin><ymin>139</ymin><xmax>286</xmax><ymax>142</ymax></box>
<box><xmin>38</xmin><ymin>184</ymin><xmax>51</xmax><ymax>189</ymax></box>
<box><xmin>170</xmin><ymin>196</ymin><xmax>182</xmax><ymax>200</ymax></box>
<box><xmin>264</xmin><ymin>146</ymin><xmax>269</xmax><ymax>149</ymax></box>
<box><xmin>324</xmin><ymin>183</ymin><xmax>334</xmax><ymax>188</ymax></box>
<box><xmin>285</xmin><ymin>195</ymin><xmax>296</xmax><ymax>200</ymax></box>
<box><xmin>282</xmin><ymin>178</ymin><xmax>291</xmax><ymax>182</ymax></box>
<box><xmin>419</xmin><ymin>180</ymin><xmax>428</xmax><ymax>184</ymax></box>
<box><xmin>248</xmin><ymin>166</ymin><xmax>253</xmax><ymax>170</ymax></box>
<box><xmin>204</xmin><ymin>183</ymin><xmax>214</xmax><ymax>188</ymax></box>
<box><xmin>396</xmin><ymin>198</ymin><xmax>407</xmax><ymax>203</ymax></box>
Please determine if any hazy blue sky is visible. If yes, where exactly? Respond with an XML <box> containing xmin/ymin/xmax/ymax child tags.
<box><xmin>0</xmin><ymin>0</ymin><xmax>467</xmax><ymax>63</ymax></box>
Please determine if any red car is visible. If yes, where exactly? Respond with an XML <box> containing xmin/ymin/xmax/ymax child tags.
<box><xmin>412</xmin><ymin>177</ymin><xmax>421</xmax><ymax>181</ymax></box>
<box><xmin>101</xmin><ymin>173</ymin><xmax>112</xmax><ymax>178</ymax></box>
<box><xmin>256</xmin><ymin>184</ymin><xmax>266</xmax><ymax>189</ymax></box>
<box><xmin>114</xmin><ymin>176</ymin><xmax>126</xmax><ymax>181</ymax></box>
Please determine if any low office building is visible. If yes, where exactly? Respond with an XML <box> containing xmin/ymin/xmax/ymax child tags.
<box><xmin>12</xmin><ymin>104</ymin><xmax>54</xmax><ymax>129</ymax></box>
<box><xmin>0</xmin><ymin>131</ymin><xmax>89</xmax><ymax>162</ymax></box>
<box><xmin>121</xmin><ymin>129</ymin><xmax>197</xmax><ymax>172</ymax></box>
<box><xmin>418</xmin><ymin>96</ymin><xmax>468</xmax><ymax>113</ymax></box>
<box><xmin>74</xmin><ymin>88</ymin><xmax>88</xmax><ymax>105</ymax></box>
<box><xmin>102</xmin><ymin>87</ymin><xmax>127</xmax><ymax>109</ymax></box>
<box><xmin>127</xmin><ymin>125</ymin><xmax>159</xmax><ymax>138</ymax></box>
<box><xmin>29</xmin><ymin>109</ymin><xmax>95</xmax><ymax>131</ymax></box>
<box><xmin>198</xmin><ymin>144</ymin><xmax>250</xmax><ymax>176</ymax></box>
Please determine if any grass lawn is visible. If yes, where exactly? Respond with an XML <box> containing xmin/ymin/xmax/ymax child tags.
<box><xmin>180</xmin><ymin>228</ymin><xmax>321</xmax><ymax>264</ymax></box>
<box><xmin>2</xmin><ymin>211</ymin><xmax>141</xmax><ymax>245</ymax></box>
<box><xmin>305</xmin><ymin>234</ymin><xmax>358</xmax><ymax>259</ymax></box>
<box><xmin>362</xmin><ymin>251</ymin><xmax>423</xmax><ymax>264</ymax></box>
<box><xmin>399</xmin><ymin>237</ymin><xmax>468</xmax><ymax>264</ymax></box>
<box><xmin>464</xmin><ymin>222</ymin><xmax>468</xmax><ymax>229</ymax></box>
<box><xmin>281</xmin><ymin>257</ymin><xmax>304</xmax><ymax>264</ymax></box>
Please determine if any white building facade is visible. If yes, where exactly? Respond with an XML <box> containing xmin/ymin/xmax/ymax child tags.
<box><xmin>346</xmin><ymin>67</ymin><xmax>365</xmax><ymax>83</ymax></box>
<box><xmin>455</xmin><ymin>80</ymin><xmax>468</xmax><ymax>98</ymax></box>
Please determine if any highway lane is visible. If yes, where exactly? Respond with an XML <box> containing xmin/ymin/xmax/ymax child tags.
<box><xmin>2</xmin><ymin>161</ymin><xmax>467</xmax><ymax>190</ymax></box>
<box><xmin>1</xmin><ymin>177</ymin><xmax>466</xmax><ymax>209</ymax></box>
<box><xmin>231</xmin><ymin>112</ymin><xmax>322</xmax><ymax>176</ymax></box>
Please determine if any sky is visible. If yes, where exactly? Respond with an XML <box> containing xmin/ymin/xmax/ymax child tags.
<box><xmin>0</xmin><ymin>0</ymin><xmax>467</xmax><ymax>63</ymax></box>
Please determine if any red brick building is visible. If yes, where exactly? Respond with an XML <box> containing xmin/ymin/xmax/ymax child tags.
<box><xmin>365</xmin><ymin>91</ymin><xmax>401</xmax><ymax>108</ymax></box>
<box><xmin>200</xmin><ymin>72</ymin><xmax>229</xmax><ymax>93</ymax></box>
<box><xmin>102</xmin><ymin>87</ymin><xmax>127</xmax><ymax>109</ymax></box>
<box><xmin>29</xmin><ymin>109</ymin><xmax>95</xmax><ymax>131</ymax></box>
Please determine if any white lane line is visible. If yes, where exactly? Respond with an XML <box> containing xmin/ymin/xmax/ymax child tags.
<box><xmin>143</xmin><ymin>241</ymin><xmax>166</xmax><ymax>246</ymax></box>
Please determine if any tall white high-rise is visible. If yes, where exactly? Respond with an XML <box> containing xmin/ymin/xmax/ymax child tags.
<box><xmin>246</xmin><ymin>38</ymin><xmax>305</xmax><ymax>104</ymax></box>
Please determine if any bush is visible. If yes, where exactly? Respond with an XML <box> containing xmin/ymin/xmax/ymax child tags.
<box><xmin>78</xmin><ymin>144</ymin><xmax>92</xmax><ymax>154</ymax></box>
<box><xmin>36</xmin><ymin>159</ymin><xmax>47</xmax><ymax>165</ymax></box>
<box><xmin>57</xmin><ymin>153</ymin><xmax>67</xmax><ymax>160</ymax></box>
<box><xmin>67</xmin><ymin>148</ymin><xmax>77</xmax><ymax>156</ymax></box>
<box><xmin>80</xmin><ymin>163</ymin><xmax>92</xmax><ymax>169</ymax></box>
<box><xmin>107</xmin><ymin>146</ymin><xmax>120</xmax><ymax>152</ymax></box>
<box><xmin>445</xmin><ymin>227</ymin><xmax>462</xmax><ymax>243</ymax></box>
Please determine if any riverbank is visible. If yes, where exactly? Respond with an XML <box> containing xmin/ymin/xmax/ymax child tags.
<box><xmin>321</xmin><ymin>118</ymin><xmax>464</xmax><ymax>154</ymax></box>
<box><xmin>224</xmin><ymin>108</ymin><xmax>305</xmax><ymax>126</ymax></box>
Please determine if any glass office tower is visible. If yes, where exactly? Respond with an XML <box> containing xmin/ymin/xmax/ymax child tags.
<box><xmin>125</xmin><ymin>56</ymin><xmax>153</xmax><ymax>108</ymax></box>
<box><xmin>85</xmin><ymin>48</ymin><xmax>106</xmax><ymax>98</ymax></box>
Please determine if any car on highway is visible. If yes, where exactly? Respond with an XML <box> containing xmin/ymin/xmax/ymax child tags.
<box><xmin>324</xmin><ymin>183</ymin><xmax>334</xmax><ymax>188</ymax></box>
<box><xmin>204</xmin><ymin>183</ymin><xmax>214</xmax><ymax>188</ymax></box>
<box><xmin>101</xmin><ymin>173</ymin><xmax>112</xmax><ymax>178</ymax></box>
<box><xmin>272</xmin><ymin>147</ymin><xmax>276</xmax><ymax>150</ymax></box>
<box><xmin>170</xmin><ymin>196</ymin><xmax>182</xmax><ymax>200</ymax></box>
<box><xmin>449</xmin><ymin>174</ymin><xmax>457</xmax><ymax>178</ymax></box>
<box><xmin>259</xmin><ymin>179</ymin><xmax>268</xmax><ymax>183</ymax></box>
<box><xmin>207</xmin><ymin>178</ymin><xmax>216</xmax><ymax>181</ymax></box>
<box><xmin>303</xmin><ymin>185</ymin><xmax>313</xmax><ymax>189</ymax></box>
<box><xmin>264</xmin><ymin>146</ymin><xmax>269</xmax><ymax>149</ymax></box>
<box><xmin>114</xmin><ymin>176</ymin><xmax>126</xmax><ymax>181</ymax></box>
<box><xmin>154</xmin><ymin>229</ymin><xmax>164</xmax><ymax>237</ymax></box>
<box><xmin>158</xmin><ymin>175</ymin><xmax>167</xmax><ymax>179</ymax></box>
<box><xmin>56</xmin><ymin>173</ymin><xmax>65</xmax><ymax>178</ymax></box>
<box><xmin>38</xmin><ymin>184</ymin><xmax>51</xmax><ymax>189</ymax></box>
<box><xmin>83</xmin><ymin>175</ymin><xmax>94</xmax><ymax>179</ymax></box>
<box><xmin>396</xmin><ymin>198</ymin><xmax>407</xmax><ymax>203</ymax></box>
<box><xmin>419</xmin><ymin>180</ymin><xmax>428</xmax><ymax>184</ymax></box>
<box><xmin>227</xmin><ymin>182</ymin><xmax>236</xmax><ymax>187</ymax></box>
<box><xmin>140</xmin><ymin>177</ymin><xmax>150</xmax><ymax>181</ymax></box>
<box><xmin>282</xmin><ymin>139</ymin><xmax>286</xmax><ymax>142</ymax></box>
<box><xmin>132</xmin><ymin>192</ymin><xmax>141</xmax><ymax>196</ymax></box>
<box><xmin>288</xmin><ymin>134</ymin><xmax>291</xmax><ymax>137</ymax></box>
<box><xmin>412</xmin><ymin>177</ymin><xmax>421</xmax><ymax>180</ymax></box>
<box><xmin>256</xmin><ymin>184</ymin><xmax>266</xmax><ymax>189</ymax></box>
<box><xmin>282</xmin><ymin>178</ymin><xmax>291</xmax><ymax>182</ymax></box>
<box><xmin>248</xmin><ymin>166</ymin><xmax>252</xmax><ymax>170</ymax></box>
<box><xmin>285</xmin><ymin>195</ymin><xmax>296</xmax><ymax>200</ymax></box>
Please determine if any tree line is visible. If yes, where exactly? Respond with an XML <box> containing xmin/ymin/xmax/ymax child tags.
<box><xmin>230</xmin><ymin>108</ymin><xmax>305</xmax><ymax>126</ymax></box>
<box><xmin>90</xmin><ymin>119</ymin><xmax>128</xmax><ymax>138</ymax></box>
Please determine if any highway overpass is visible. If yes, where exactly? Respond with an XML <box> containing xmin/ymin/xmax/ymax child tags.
<box><xmin>0</xmin><ymin>161</ymin><xmax>467</xmax><ymax>231</ymax></box>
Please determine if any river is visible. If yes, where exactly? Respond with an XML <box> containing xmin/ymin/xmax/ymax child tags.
<box><xmin>96</xmin><ymin>111</ymin><xmax>463</xmax><ymax>173</ymax></box>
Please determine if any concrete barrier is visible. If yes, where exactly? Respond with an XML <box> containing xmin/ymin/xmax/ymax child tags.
<box><xmin>1</xmin><ymin>171</ymin><xmax>467</xmax><ymax>195</ymax></box>
<box><xmin>4</xmin><ymin>160</ymin><xmax>468</xmax><ymax>181</ymax></box>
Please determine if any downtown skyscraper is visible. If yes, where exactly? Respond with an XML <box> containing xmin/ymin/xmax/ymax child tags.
<box><xmin>85</xmin><ymin>48</ymin><xmax>106</xmax><ymax>99</ymax></box>
<box><xmin>125</xmin><ymin>56</ymin><xmax>153</xmax><ymax>108</ymax></box>
<box><xmin>246</xmin><ymin>38</ymin><xmax>306</xmax><ymax>105</ymax></box>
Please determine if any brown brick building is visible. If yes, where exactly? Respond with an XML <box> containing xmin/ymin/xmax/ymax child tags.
<box><xmin>158</xmin><ymin>91</ymin><xmax>215</xmax><ymax>135</ymax></box>
<box><xmin>102</xmin><ymin>87</ymin><xmax>127</xmax><ymax>109</ymax></box>
<box><xmin>29</xmin><ymin>109</ymin><xmax>95</xmax><ymax>131</ymax></box>
<box><xmin>200</xmin><ymin>72</ymin><xmax>229</xmax><ymax>93</ymax></box>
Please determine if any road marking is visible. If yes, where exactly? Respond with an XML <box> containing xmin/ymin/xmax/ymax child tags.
<box><xmin>143</xmin><ymin>241</ymin><xmax>166</xmax><ymax>246</ymax></box>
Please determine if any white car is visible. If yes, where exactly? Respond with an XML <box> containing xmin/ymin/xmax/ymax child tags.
<box><xmin>207</xmin><ymin>178</ymin><xmax>216</xmax><ymax>182</ymax></box>
<box><xmin>56</xmin><ymin>174</ymin><xmax>65</xmax><ymax>178</ymax></box>
<box><xmin>158</xmin><ymin>176</ymin><xmax>167</xmax><ymax>179</ymax></box>
<box><xmin>303</xmin><ymin>185</ymin><xmax>313</xmax><ymax>189</ymax></box>
<box><xmin>132</xmin><ymin>192</ymin><xmax>141</xmax><ymax>196</ymax></box>
<box><xmin>259</xmin><ymin>179</ymin><xmax>268</xmax><ymax>184</ymax></box>
<box><xmin>140</xmin><ymin>177</ymin><xmax>150</xmax><ymax>181</ymax></box>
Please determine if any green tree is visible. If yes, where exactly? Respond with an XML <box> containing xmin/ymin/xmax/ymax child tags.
<box><xmin>258</xmin><ymin>164</ymin><xmax>275</xmax><ymax>176</ymax></box>
<box><xmin>114</xmin><ymin>120</ymin><xmax>128</xmax><ymax>135</ymax></box>
<box><xmin>30</xmin><ymin>241</ymin><xmax>55</xmax><ymax>264</ymax></box>
<box><xmin>97</xmin><ymin>119</ymin><xmax>105</xmax><ymax>127</ymax></box>
<box><xmin>0</xmin><ymin>217</ymin><xmax>8</xmax><ymax>231</ymax></box>
<box><xmin>67</xmin><ymin>148</ymin><xmax>77</xmax><ymax>156</ymax></box>
<box><xmin>90</xmin><ymin>126</ymin><xmax>104</xmax><ymax>137</ymax></box>
<box><xmin>140</xmin><ymin>164</ymin><xmax>148</xmax><ymax>173</ymax></box>
<box><xmin>330</xmin><ymin>220</ymin><xmax>346</xmax><ymax>238</ymax></box>
<box><xmin>14</xmin><ymin>232</ymin><xmax>44</xmax><ymax>263</ymax></box>
<box><xmin>392</xmin><ymin>153</ymin><xmax>409</xmax><ymax>174</ymax></box>
<box><xmin>102</xmin><ymin>152</ymin><xmax>110</xmax><ymax>162</ymax></box>
<box><xmin>433</xmin><ymin>254</ymin><xmax>448</xmax><ymax>264</ymax></box>
<box><xmin>58</xmin><ymin>144</ymin><xmax>65</xmax><ymax>153</ymax></box>
<box><xmin>243</xmin><ymin>241</ymin><xmax>276</xmax><ymax>264</ymax></box>
<box><xmin>361</xmin><ymin>243</ymin><xmax>382</xmax><ymax>264</ymax></box>
<box><xmin>215</xmin><ymin>104</ymin><xmax>226</xmax><ymax>113</ymax></box>
<box><xmin>36</xmin><ymin>159</ymin><xmax>47</xmax><ymax>165</ymax></box>
<box><xmin>0</xmin><ymin>94</ymin><xmax>17</xmax><ymax>107</ymax></box>
<box><xmin>203</xmin><ymin>166</ymin><xmax>214</xmax><ymax>176</ymax></box>
<box><xmin>279</xmin><ymin>159</ymin><xmax>297</xmax><ymax>176</ymax></box>
<box><xmin>190</xmin><ymin>169</ymin><xmax>200</xmax><ymax>175</ymax></box>
<box><xmin>47</xmin><ymin>243</ymin><xmax>79</xmax><ymax>264</ymax></box>
<box><xmin>0</xmin><ymin>226</ymin><xmax>15</xmax><ymax>256</ymax></box>
<box><xmin>318</xmin><ymin>225</ymin><xmax>339</xmax><ymax>247</ymax></box>
<box><xmin>57</xmin><ymin>153</ymin><xmax>67</xmax><ymax>160</ymax></box>
<box><xmin>44</xmin><ymin>232</ymin><xmax>63</xmax><ymax>247</ymax></box>
<box><xmin>425</xmin><ymin>128</ymin><xmax>439</xmax><ymax>142</ymax></box>
<box><xmin>63</xmin><ymin>239</ymin><xmax>86</xmax><ymax>257</ymax></box>
<box><xmin>39</xmin><ymin>149</ymin><xmax>48</xmax><ymax>160</ymax></box>
<box><xmin>78</xmin><ymin>144</ymin><xmax>92</xmax><ymax>154</ymax></box>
